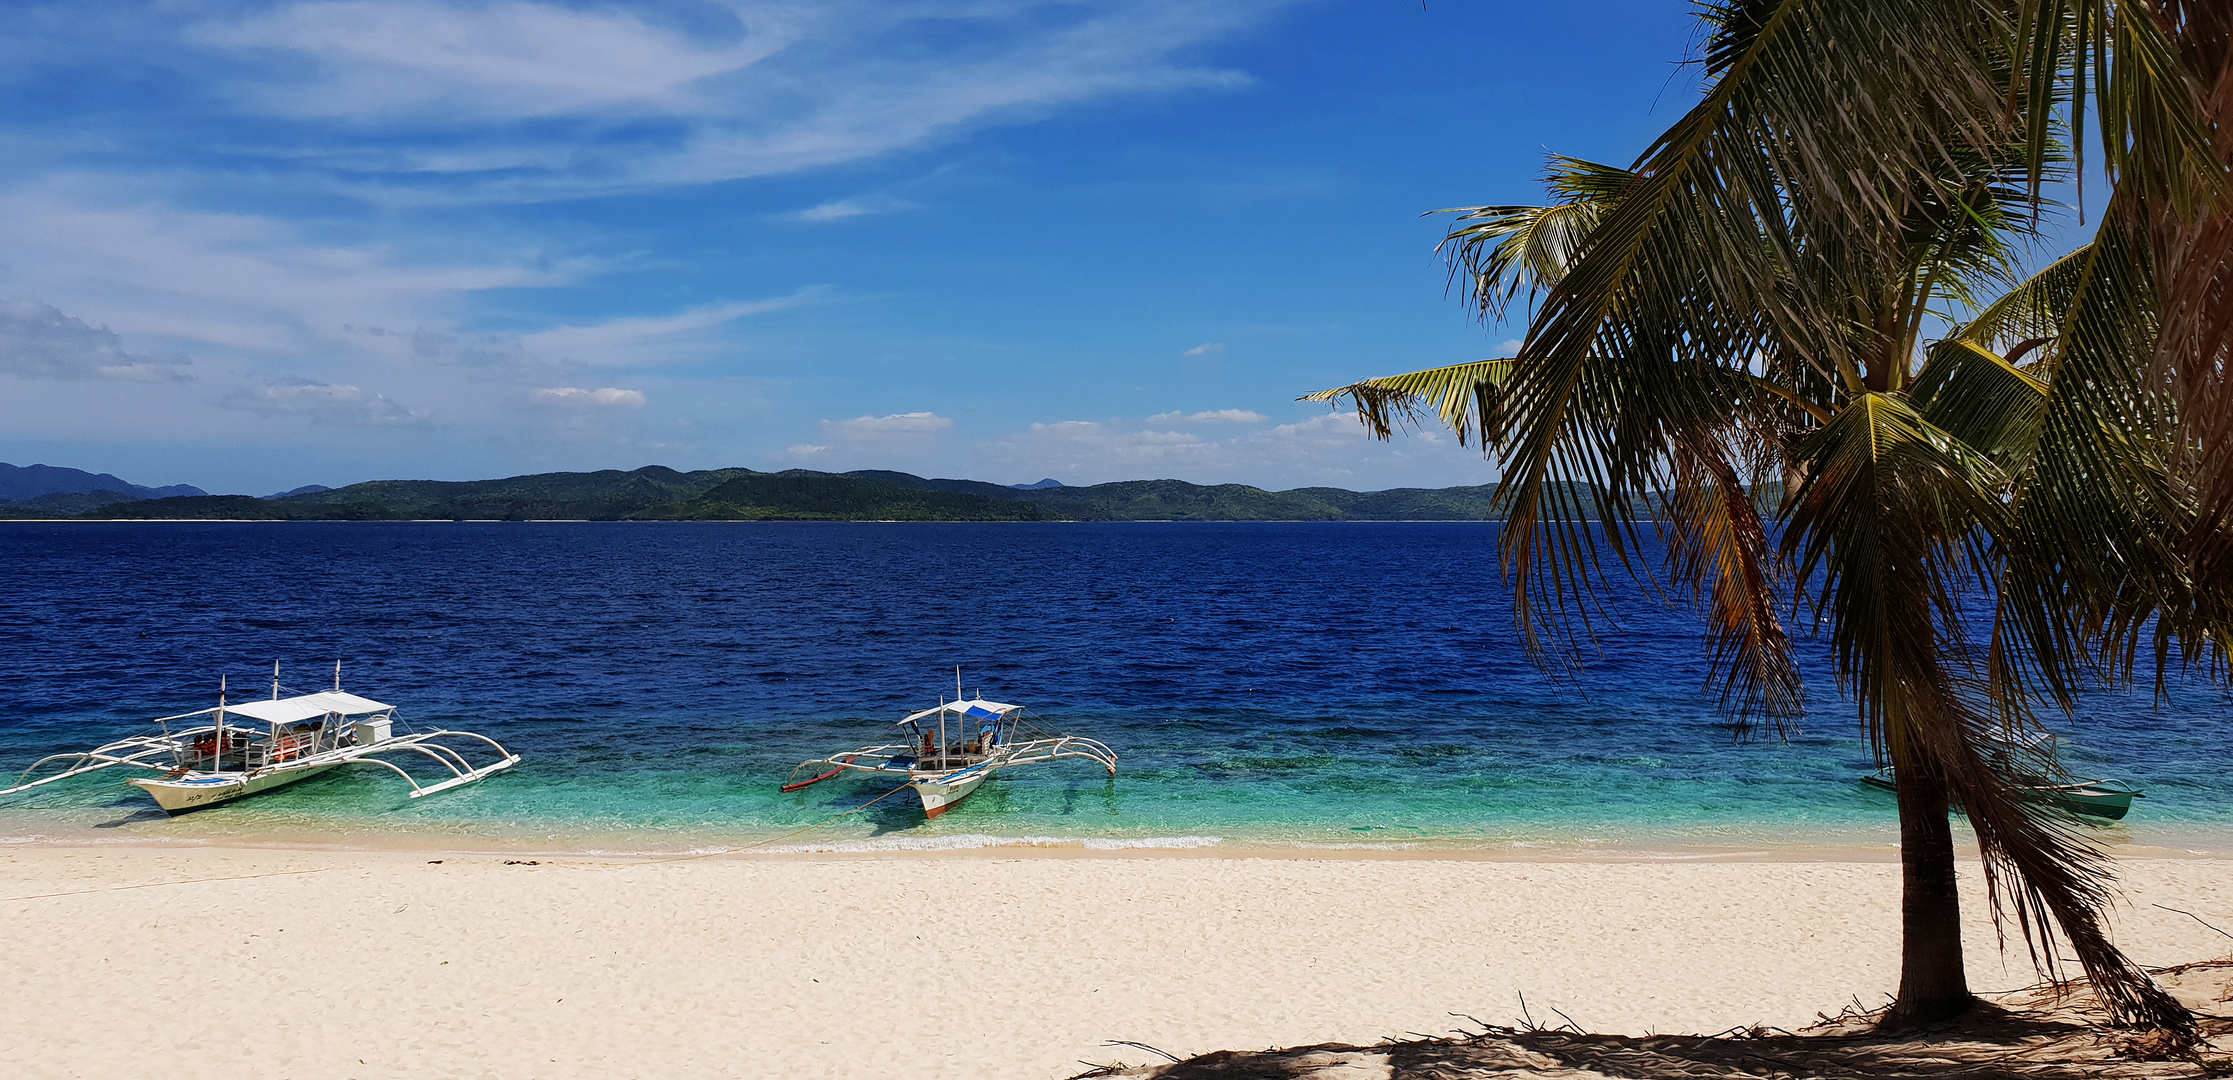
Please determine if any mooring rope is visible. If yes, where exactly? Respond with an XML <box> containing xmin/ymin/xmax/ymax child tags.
<box><xmin>0</xmin><ymin>866</ymin><xmax>330</xmax><ymax>903</ymax></box>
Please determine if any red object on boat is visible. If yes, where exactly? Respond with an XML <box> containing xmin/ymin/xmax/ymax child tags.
<box><xmin>780</xmin><ymin>767</ymin><xmax>844</xmax><ymax>793</ymax></box>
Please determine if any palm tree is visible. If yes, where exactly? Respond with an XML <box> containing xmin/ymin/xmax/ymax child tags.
<box><xmin>1309</xmin><ymin>1</ymin><xmax>2229</xmax><ymax>1030</ymax></box>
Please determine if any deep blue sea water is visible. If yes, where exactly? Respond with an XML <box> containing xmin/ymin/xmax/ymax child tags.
<box><xmin>2</xmin><ymin>521</ymin><xmax>2228</xmax><ymax>854</ymax></box>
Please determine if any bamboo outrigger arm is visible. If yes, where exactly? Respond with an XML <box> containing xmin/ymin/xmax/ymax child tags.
<box><xmin>320</xmin><ymin>730</ymin><xmax>522</xmax><ymax>798</ymax></box>
<box><xmin>997</xmin><ymin>735</ymin><xmax>1118</xmax><ymax>774</ymax></box>
<box><xmin>3</xmin><ymin>736</ymin><xmax>189</xmax><ymax>796</ymax></box>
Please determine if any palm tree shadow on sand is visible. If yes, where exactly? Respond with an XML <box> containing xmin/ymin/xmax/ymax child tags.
<box><xmin>1072</xmin><ymin>962</ymin><xmax>2233</xmax><ymax>1079</ymax></box>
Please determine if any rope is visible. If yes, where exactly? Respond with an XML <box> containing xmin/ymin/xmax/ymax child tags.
<box><xmin>0</xmin><ymin>867</ymin><xmax>329</xmax><ymax>903</ymax></box>
<box><xmin>624</xmin><ymin>782</ymin><xmax>917</xmax><ymax>866</ymax></box>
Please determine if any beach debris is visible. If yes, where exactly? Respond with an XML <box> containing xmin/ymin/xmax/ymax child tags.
<box><xmin>1071</xmin><ymin>962</ymin><xmax>2233</xmax><ymax>1078</ymax></box>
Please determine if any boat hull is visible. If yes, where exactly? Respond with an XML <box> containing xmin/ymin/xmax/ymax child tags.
<box><xmin>1860</xmin><ymin>772</ymin><xmax>2139</xmax><ymax>821</ymax></box>
<box><xmin>911</xmin><ymin>770</ymin><xmax>988</xmax><ymax>818</ymax></box>
<box><xmin>129</xmin><ymin>764</ymin><xmax>336</xmax><ymax>814</ymax></box>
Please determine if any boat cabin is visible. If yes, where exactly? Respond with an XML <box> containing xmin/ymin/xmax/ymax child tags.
<box><xmin>168</xmin><ymin>691</ymin><xmax>396</xmax><ymax>773</ymax></box>
<box><xmin>895</xmin><ymin>698</ymin><xmax>1020</xmax><ymax>770</ymax></box>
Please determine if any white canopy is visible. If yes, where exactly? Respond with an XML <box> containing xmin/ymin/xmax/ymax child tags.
<box><xmin>224</xmin><ymin>691</ymin><xmax>393</xmax><ymax>725</ymax></box>
<box><xmin>899</xmin><ymin>698</ymin><xmax>1020</xmax><ymax>725</ymax></box>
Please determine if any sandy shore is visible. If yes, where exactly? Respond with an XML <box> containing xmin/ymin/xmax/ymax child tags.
<box><xmin>2</xmin><ymin>847</ymin><xmax>2228</xmax><ymax>1079</ymax></box>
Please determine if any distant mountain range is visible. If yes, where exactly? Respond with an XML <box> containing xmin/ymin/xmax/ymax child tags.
<box><xmin>0</xmin><ymin>463</ymin><xmax>208</xmax><ymax>516</ymax></box>
<box><xmin>0</xmin><ymin>463</ymin><xmax>1542</xmax><ymax>521</ymax></box>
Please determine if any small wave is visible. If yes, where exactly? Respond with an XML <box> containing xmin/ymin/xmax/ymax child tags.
<box><xmin>755</xmin><ymin>833</ymin><xmax>1223</xmax><ymax>854</ymax></box>
<box><xmin>1082</xmin><ymin>835</ymin><xmax>1222</xmax><ymax>850</ymax></box>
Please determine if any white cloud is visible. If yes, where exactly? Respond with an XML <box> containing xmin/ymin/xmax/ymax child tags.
<box><xmin>175</xmin><ymin>0</ymin><xmax>1288</xmax><ymax>199</ymax></box>
<box><xmin>532</xmin><ymin>386</ymin><xmax>646</xmax><ymax>408</ymax></box>
<box><xmin>224</xmin><ymin>378</ymin><xmax>427</xmax><ymax>426</ymax></box>
<box><xmin>1147</xmin><ymin>408</ymin><xmax>1265</xmax><ymax>424</ymax></box>
<box><xmin>1498</xmin><ymin>339</ymin><xmax>1523</xmax><ymax>354</ymax></box>
<box><xmin>786</xmin><ymin>443</ymin><xmax>830</xmax><ymax>457</ymax></box>
<box><xmin>199</xmin><ymin>1</ymin><xmax>780</xmax><ymax>122</ymax></box>
<box><xmin>0</xmin><ymin>184</ymin><xmax>563</xmax><ymax>356</ymax></box>
<box><xmin>964</xmin><ymin>410</ymin><xmax>1504</xmax><ymax>489</ymax></box>
<box><xmin>826</xmin><ymin>411</ymin><xmax>954</xmax><ymax>439</ymax></box>
<box><xmin>0</xmin><ymin>299</ymin><xmax>193</xmax><ymax>382</ymax></box>
<box><xmin>786</xmin><ymin>195</ymin><xmax>914</xmax><ymax>223</ymax></box>
<box><xmin>1183</xmin><ymin>341</ymin><xmax>1225</xmax><ymax>356</ymax></box>
<box><xmin>513</xmin><ymin>293</ymin><xmax>818</xmax><ymax>367</ymax></box>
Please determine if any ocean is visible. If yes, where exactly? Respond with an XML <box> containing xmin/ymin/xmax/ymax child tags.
<box><xmin>2</xmin><ymin>521</ymin><xmax>2228</xmax><ymax>855</ymax></box>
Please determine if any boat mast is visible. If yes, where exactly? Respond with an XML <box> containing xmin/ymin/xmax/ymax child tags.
<box><xmin>333</xmin><ymin>659</ymin><xmax>341</xmax><ymax>692</ymax></box>
<box><xmin>271</xmin><ymin>660</ymin><xmax>281</xmax><ymax>701</ymax></box>
<box><xmin>214</xmin><ymin>675</ymin><xmax>226</xmax><ymax>772</ymax></box>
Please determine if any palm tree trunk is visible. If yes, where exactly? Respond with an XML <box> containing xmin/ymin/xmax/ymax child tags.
<box><xmin>1887</xmin><ymin>763</ymin><xmax>1975</xmax><ymax>1026</ymax></box>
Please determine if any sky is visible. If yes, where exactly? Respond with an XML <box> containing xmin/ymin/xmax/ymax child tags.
<box><xmin>0</xmin><ymin>0</ymin><xmax>1710</xmax><ymax>495</ymax></box>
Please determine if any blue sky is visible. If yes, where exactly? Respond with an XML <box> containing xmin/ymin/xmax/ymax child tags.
<box><xmin>0</xmin><ymin>1</ymin><xmax>1705</xmax><ymax>494</ymax></box>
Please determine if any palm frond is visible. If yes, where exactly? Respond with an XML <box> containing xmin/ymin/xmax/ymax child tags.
<box><xmin>1661</xmin><ymin>440</ymin><xmax>1805</xmax><ymax>726</ymax></box>
<box><xmin>1496</xmin><ymin>0</ymin><xmax>2016</xmax><ymax>661</ymax></box>
<box><xmin>1987</xmin><ymin>200</ymin><xmax>2194</xmax><ymax>709</ymax></box>
<box><xmin>1437</xmin><ymin>158</ymin><xmax>1637</xmax><ymax>323</ymax></box>
<box><xmin>1954</xmin><ymin>243</ymin><xmax>2094</xmax><ymax>359</ymax></box>
<box><xmin>2017</xmin><ymin>0</ymin><xmax>2225</xmax><ymax>217</ymax></box>
<box><xmin>1910</xmin><ymin>339</ymin><xmax>2049</xmax><ymax>466</ymax></box>
<box><xmin>1299</xmin><ymin>359</ymin><xmax>1515</xmax><ymax>448</ymax></box>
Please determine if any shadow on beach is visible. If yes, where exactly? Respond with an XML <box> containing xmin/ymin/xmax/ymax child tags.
<box><xmin>1076</xmin><ymin>961</ymin><xmax>2233</xmax><ymax>1079</ymax></box>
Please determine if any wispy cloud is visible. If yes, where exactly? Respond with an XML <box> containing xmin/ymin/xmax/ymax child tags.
<box><xmin>0</xmin><ymin>299</ymin><xmax>192</xmax><ymax>382</ymax></box>
<box><xmin>513</xmin><ymin>292</ymin><xmax>821</xmax><ymax>365</ymax></box>
<box><xmin>198</xmin><ymin>1</ymin><xmax>782</xmax><ymax>122</ymax></box>
<box><xmin>785</xmin><ymin>195</ymin><xmax>915</xmax><ymax>223</ymax></box>
<box><xmin>1182</xmin><ymin>341</ymin><xmax>1224</xmax><ymax>356</ymax></box>
<box><xmin>167</xmin><ymin>0</ymin><xmax>1290</xmax><ymax>201</ymax></box>
<box><xmin>223</xmin><ymin>378</ymin><xmax>427</xmax><ymax>426</ymax></box>
<box><xmin>964</xmin><ymin>411</ymin><xmax>1496</xmax><ymax>488</ymax></box>
<box><xmin>0</xmin><ymin>184</ymin><xmax>564</xmax><ymax>355</ymax></box>
<box><xmin>1148</xmin><ymin>408</ymin><xmax>1264</xmax><ymax>424</ymax></box>
<box><xmin>825</xmin><ymin>411</ymin><xmax>953</xmax><ymax>439</ymax></box>
<box><xmin>532</xmin><ymin>386</ymin><xmax>646</xmax><ymax>408</ymax></box>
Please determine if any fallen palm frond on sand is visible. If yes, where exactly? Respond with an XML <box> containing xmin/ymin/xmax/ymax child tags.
<box><xmin>1074</xmin><ymin>960</ymin><xmax>2233</xmax><ymax>1079</ymax></box>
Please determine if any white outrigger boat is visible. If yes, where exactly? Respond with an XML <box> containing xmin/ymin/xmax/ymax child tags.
<box><xmin>783</xmin><ymin>682</ymin><xmax>1117</xmax><ymax>818</ymax></box>
<box><xmin>1860</xmin><ymin>733</ymin><xmax>2143</xmax><ymax>821</ymax></box>
<box><xmin>2</xmin><ymin>664</ymin><xmax>521</xmax><ymax>814</ymax></box>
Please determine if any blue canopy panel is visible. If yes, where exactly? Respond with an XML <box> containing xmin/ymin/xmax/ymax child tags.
<box><xmin>899</xmin><ymin>698</ymin><xmax>1022</xmax><ymax>725</ymax></box>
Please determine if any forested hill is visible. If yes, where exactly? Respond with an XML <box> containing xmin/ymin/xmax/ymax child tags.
<box><xmin>0</xmin><ymin>465</ymin><xmax>1559</xmax><ymax>522</ymax></box>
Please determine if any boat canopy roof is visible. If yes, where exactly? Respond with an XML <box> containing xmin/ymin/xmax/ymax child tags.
<box><xmin>225</xmin><ymin>691</ymin><xmax>393</xmax><ymax>725</ymax></box>
<box><xmin>900</xmin><ymin>698</ymin><xmax>1020</xmax><ymax>725</ymax></box>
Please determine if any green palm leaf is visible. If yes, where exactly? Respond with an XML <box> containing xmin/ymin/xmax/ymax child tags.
<box><xmin>1299</xmin><ymin>360</ymin><xmax>1514</xmax><ymax>449</ymax></box>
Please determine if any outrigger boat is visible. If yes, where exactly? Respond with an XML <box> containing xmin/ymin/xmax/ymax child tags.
<box><xmin>1861</xmin><ymin>735</ymin><xmax>2144</xmax><ymax>821</ymax></box>
<box><xmin>1</xmin><ymin>663</ymin><xmax>521</xmax><ymax>814</ymax></box>
<box><xmin>782</xmin><ymin>679</ymin><xmax>1117</xmax><ymax>818</ymax></box>
<box><xmin>1862</xmin><ymin>769</ymin><xmax>2143</xmax><ymax>821</ymax></box>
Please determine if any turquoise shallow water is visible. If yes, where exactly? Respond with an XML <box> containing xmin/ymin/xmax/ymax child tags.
<box><xmin>2</xmin><ymin>521</ymin><xmax>2228</xmax><ymax>855</ymax></box>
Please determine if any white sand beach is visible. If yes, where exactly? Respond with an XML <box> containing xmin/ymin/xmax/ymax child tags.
<box><xmin>2</xmin><ymin>846</ymin><xmax>2227</xmax><ymax>1079</ymax></box>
